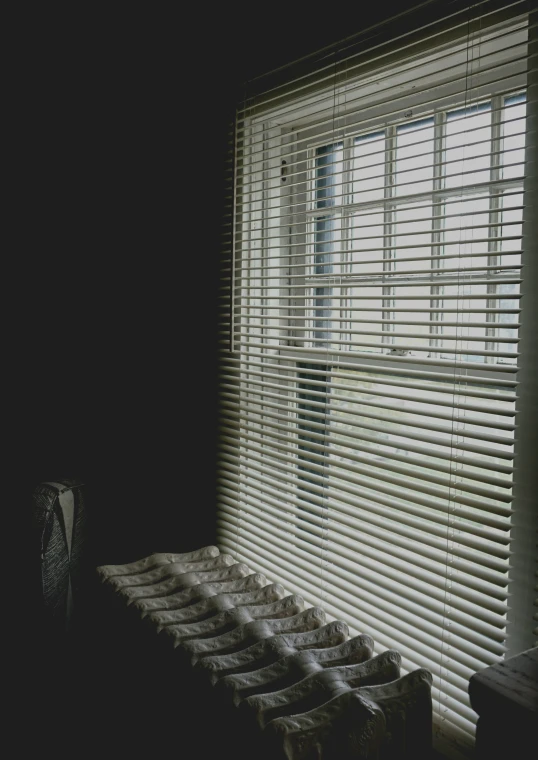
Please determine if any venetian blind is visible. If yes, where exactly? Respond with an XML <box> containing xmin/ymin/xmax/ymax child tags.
<box><xmin>216</xmin><ymin>1</ymin><xmax>538</xmax><ymax>756</ymax></box>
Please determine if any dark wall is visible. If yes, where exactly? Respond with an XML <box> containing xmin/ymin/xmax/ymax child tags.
<box><xmin>19</xmin><ymin>4</ymin><xmax>421</xmax><ymax>565</ymax></box>
<box><xmin>20</xmin><ymin>10</ymin><xmax>232</xmax><ymax>563</ymax></box>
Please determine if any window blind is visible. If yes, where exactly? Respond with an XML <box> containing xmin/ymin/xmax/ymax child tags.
<box><xmin>216</xmin><ymin>1</ymin><xmax>538</xmax><ymax>756</ymax></box>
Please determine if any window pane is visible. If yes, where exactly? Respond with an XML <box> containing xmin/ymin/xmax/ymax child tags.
<box><xmin>396</xmin><ymin>117</ymin><xmax>434</xmax><ymax>196</ymax></box>
<box><xmin>353</xmin><ymin>131</ymin><xmax>385</xmax><ymax>203</ymax></box>
<box><xmin>311</xmin><ymin>215</ymin><xmax>340</xmax><ymax>346</ymax></box>
<box><xmin>502</xmin><ymin>94</ymin><xmax>526</xmax><ymax>180</ymax></box>
<box><xmin>493</xmin><ymin>282</ymin><xmax>519</xmax><ymax>366</ymax></box>
<box><xmin>443</xmin><ymin>196</ymin><xmax>490</xmax><ymax>260</ymax></box>
<box><xmin>346</xmin><ymin>286</ymin><xmax>384</xmax><ymax>353</ymax></box>
<box><xmin>311</xmin><ymin>287</ymin><xmax>333</xmax><ymax>344</ymax></box>
<box><xmin>314</xmin><ymin>215</ymin><xmax>339</xmax><ymax>273</ymax></box>
<box><xmin>500</xmin><ymin>191</ymin><xmax>523</xmax><ymax>257</ymax></box>
<box><xmin>315</xmin><ymin>142</ymin><xmax>343</xmax><ymax>208</ymax></box>
<box><xmin>439</xmin><ymin>283</ymin><xmax>489</xmax><ymax>362</ymax></box>
<box><xmin>328</xmin><ymin>371</ymin><xmax>515</xmax><ymax>499</ymax></box>
<box><xmin>445</xmin><ymin>102</ymin><xmax>492</xmax><ymax>189</ymax></box>
<box><xmin>351</xmin><ymin>209</ymin><xmax>384</xmax><ymax>275</ymax></box>
<box><xmin>393</xmin><ymin>202</ymin><xmax>433</xmax><ymax>272</ymax></box>
<box><xmin>487</xmin><ymin>190</ymin><xmax>523</xmax><ymax>366</ymax></box>
<box><xmin>387</xmin><ymin>285</ymin><xmax>433</xmax><ymax>352</ymax></box>
<box><xmin>298</xmin><ymin>364</ymin><xmax>330</xmax><ymax>538</ymax></box>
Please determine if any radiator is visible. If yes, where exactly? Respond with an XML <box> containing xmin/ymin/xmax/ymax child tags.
<box><xmin>97</xmin><ymin>546</ymin><xmax>432</xmax><ymax>759</ymax></box>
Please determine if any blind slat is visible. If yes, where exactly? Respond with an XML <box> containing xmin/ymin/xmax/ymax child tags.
<box><xmin>218</xmin><ymin>460</ymin><xmax>512</xmax><ymax>554</ymax></box>
<box><xmin>220</xmin><ymin>407</ymin><xmax>514</xmax><ymax>488</ymax></box>
<box><xmin>217</xmin><ymin>517</ymin><xmax>505</xmax><ymax>678</ymax></box>
<box><xmin>220</xmin><ymin>417</ymin><xmax>513</xmax><ymax>498</ymax></box>
<box><xmin>218</xmin><ymin>488</ymin><xmax>511</xmax><ymax>595</ymax></box>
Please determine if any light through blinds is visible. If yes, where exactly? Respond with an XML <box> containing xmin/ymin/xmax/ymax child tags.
<box><xmin>217</xmin><ymin>1</ymin><xmax>538</xmax><ymax>756</ymax></box>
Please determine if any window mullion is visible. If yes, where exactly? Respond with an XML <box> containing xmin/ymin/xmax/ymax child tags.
<box><xmin>486</xmin><ymin>95</ymin><xmax>504</xmax><ymax>363</ymax></box>
<box><xmin>383</xmin><ymin>125</ymin><xmax>396</xmax><ymax>350</ymax></box>
<box><xmin>431</xmin><ymin>111</ymin><xmax>446</xmax><ymax>358</ymax></box>
<box><xmin>261</xmin><ymin>126</ymin><xmax>270</xmax><ymax>445</ymax></box>
<box><xmin>262</xmin><ymin>126</ymin><xmax>269</xmax><ymax>351</ymax></box>
<box><xmin>342</xmin><ymin>137</ymin><xmax>353</xmax><ymax>350</ymax></box>
<box><xmin>289</xmin><ymin>133</ymin><xmax>307</xmax><ymax>350</ymax></box>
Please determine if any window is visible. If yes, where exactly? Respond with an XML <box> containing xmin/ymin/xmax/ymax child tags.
<box><xmin>218</xmin><ymin>3</ymin><xmax>537</xmax><ymax>757</ymax></box>
<box><xmin>305</xmin><ymin>99</ymin><xmax>523</xmax><ymax>365</ymax></box>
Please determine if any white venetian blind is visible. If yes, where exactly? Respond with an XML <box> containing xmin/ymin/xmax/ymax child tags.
<box><xmin>216</xmin><ymin>1</ymin><xmax>538</xmax><ymax>756</ymax></box>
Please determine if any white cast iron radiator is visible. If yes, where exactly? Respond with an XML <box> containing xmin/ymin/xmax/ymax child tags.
<box><xmin>97</xmin><ymin>546</ymin><xmax>433</xmax><ymax>759</ymax></box>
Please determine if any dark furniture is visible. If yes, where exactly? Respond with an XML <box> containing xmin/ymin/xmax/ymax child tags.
<box><xmin>469</xmin><ymin>647</ymin><xmax>538</xmax><ymax>758</ymax></box>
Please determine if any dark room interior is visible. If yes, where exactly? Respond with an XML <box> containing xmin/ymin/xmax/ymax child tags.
<box><xmin>20</xmin><ymin>5</ymin><xmax>385</xmax><ymax>565</ymax></box>
<box><xmin>18</xmin><ymin>3</ymin><xmax>536</xmax><ymax>758</ymax></box>
<box><xmin>20</xmin><ymin>7</ymin><xmax>395</xmax><ymax>757</ymax></box>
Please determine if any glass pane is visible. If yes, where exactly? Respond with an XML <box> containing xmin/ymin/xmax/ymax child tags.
<box><xmin>314</xmin><ymin>215</ymin><xmax>339</xmax><ymax>273</ymax></box>
<box><xmin>393</xmin><ymin>202</ymin><xmax>433</xmax><ymax>272</ymax></box>
<box><xmin>443</xmin><ymin>195</ymin><xmax>490</xmax><ymax>261</ymax></box>
<box><xmin>353</xmin><ymin>131</ymin><xmax>385</xmax><ymax>203</ymax></box>
<box><xmin>315</xmin><ymin>142</ymin><xmax>343</xmax><ymax>208</ymax></box>
<box><xmin>396</xmin><ymin>117</ymin><xmax>434</xmax><ymax>196</ymax></box>
<box><xmin>495</xmin><ymin>282</ymin><xmax>519</xmax><ymax>365</ymax></box>
<box><xmin>297</xmin><ymin>364</ymin><xmax>330</xmax><ymax>535</ymax></box>
<box><xmin>350</xmin><ymin>209</ymin><xmax>384</xmax><ymax>275</ymax></box>
<box><xmin>346</xmin><ymin>287</ymin><xmax>385</xmax><ymax>353</ymax></box>
<box><xmin>500</xmin><ymin>191</ymin><xmax>523</xmax><ymax>257</ymax></box>
<box><xmin>438</xmin><ymin>283</ymin><xmax>489</xmax><ymax>362</ymax></box>
<box><xmin>388</xmin><ymin>285</ymin><xmax>434</xmax><ymax>352</ymax></box>
<box><xmin>502</xmin><ymin>94</ymin><xmax>526</xmax><ymax>181</ymax></box>
<box><xmin>328</xmin><ymin>371</ymin><xmax>515</xmax><ymax>505</ymax></box>
<box><xmin>312</xmin><ymin>287</ymin><xmax>333</xmax><ymax>344</ymax></box>
<box><xmin>311</xmin><ymin>215</ymin><xmax>340</xmax><ymax>346</ymax></box>
<box><xmin>445</xmin><ymin>102</ymin><xmax>491</xmax><ymax>189</ymax></box>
